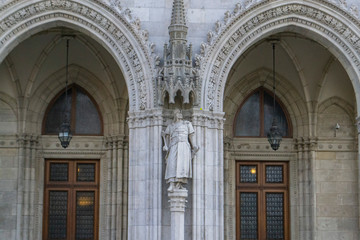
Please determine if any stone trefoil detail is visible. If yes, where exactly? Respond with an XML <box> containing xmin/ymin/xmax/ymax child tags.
<box><xmin>157</xmin><ymin>0</ymin><xmax>199</xmax><ymax>106</ymax></box>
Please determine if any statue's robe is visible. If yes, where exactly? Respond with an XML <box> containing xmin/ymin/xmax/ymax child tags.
<box><xmin>164</xmin><ymin>120</ymin><xmax>195</xmax><ymax>182</ymax></box>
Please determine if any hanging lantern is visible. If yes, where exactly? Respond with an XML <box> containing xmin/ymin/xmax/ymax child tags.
<box><xmin>58</xmin><ymin>38</ymin><xmax>72</xmax><ymax>148</ymax></box>
<box><xmin>58</xmin><ymin>120</ymin><xmax>72</xmax><ymax>148</ymax></box>
<box><xmin>267</xmin><ymin>41</ymin><xmax>282</xmax><ymax>151</ymax></box>
<box><xmin>267</xmin><ymin>118</ymin><xmax>282</xmax><ymax>151</ymax></box>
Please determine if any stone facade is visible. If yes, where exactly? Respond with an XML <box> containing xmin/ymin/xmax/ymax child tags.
<box><xmin>0</xmin><ymin>0</ymin><xmax>359</xmax><ymax>240</ymax></box>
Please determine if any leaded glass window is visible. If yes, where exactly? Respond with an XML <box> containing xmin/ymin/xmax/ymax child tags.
<box><xmin>234</xmin><ymin>88</ymin><xmax>291</xmax><ymax>137</ymax></box>
<box><xmin>43</xmin><ymin>85</ymin><xmax>103</xmax><ymax>135</ymax></box>
<box><xmin>266</xmin><ymin>165</ymin><xmax>283</xmax><ymax>183</ymax></box>
<box><xmin>50</xmin><ymin>163</ymin><xmax>68</xmax><ymax>181</ymax></box>
<box><xmin>240</xmin><ymin>165</ymin><xmax>257</xmax><ymax>183</ymax></box>
<box><xmin>77</xmin><ymin>163</ymin><xmax>96</xmax><ymax>182</ymax></box>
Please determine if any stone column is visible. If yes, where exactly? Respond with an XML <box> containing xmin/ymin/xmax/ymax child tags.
<box><xmin>223</xmin><ymin>137</ymin><xmax>234</xmax><ymax>240</ymax></box>
<box><xmin>308</xmin><ymin>138</ymin><xmax>317</xmax><ymax>240</ymax></box>
<box><xmin>168</xmin><ymin>189</ymin><xmax>188</xmax><ymax>240</ymax></box>
<box><xmin>16</xmin><ymin>134</ymin><xmax>39</xmax><ymax>240</ymax></box>
<box><xmin>105</xmin><ymin>135</ymin><xmax>128</xmax><ymax>240</ymax></box>
<box><xmin>191</xmin><ymin>110</ymin><xmax>225</xmax><ymax>240</ymax></box>
<box><xmin>127</xmin><ymin>110</ymin><xmax>163</xmax><ymax>240</ymax></box>
<box><xmin>295</xmin><ymin>137</ymin><xmax>316</xmax><ymax>240</ymax></box>
<box><xmin>357</xmin><ymin>117</ymin><xmax>360</xmax><ymax>231</ymax></box>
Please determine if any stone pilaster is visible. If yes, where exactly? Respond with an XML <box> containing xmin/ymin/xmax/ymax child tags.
<box><xmin>127</xmin><ymin>110</ymin><xmax>164</xmax><ymax>240</ymax></box>
<box><xmin>15</xmin><ymin>134</ymin><xmax>39</xmax><ymax>240</ymax></box>
<box><xmin>168</xmin><ymin>189</ymin><xmax>188</xmax><ymax>240</ymax></box>
<box><xmin>294</xmin><ymin>137</ymin><xmax>317</xmax><ymax>240</ymax></box>
<box><xmin>191</xmin><ymin>110</ymin><xmax>225</xmax><ymax>240</ymax></box>
<box><xmin>105</xmin><ymin>135</ymin><xmax>128</xmax><ymax>240</ymax></box>
<box><xmin>223</xmin><ymin>137</ymin><xmax>234</xmax><ymax>240</ymax></box>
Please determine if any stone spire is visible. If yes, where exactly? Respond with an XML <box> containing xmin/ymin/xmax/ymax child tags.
<box><xmin>169</xmin><ymin>0</ymin><xmax>188</xmax><ymax>45</ymax></box>
<box><xmin>157</xmin><ymin>0</ymin><xmax>198</xmax><ymax>106</ymax></box>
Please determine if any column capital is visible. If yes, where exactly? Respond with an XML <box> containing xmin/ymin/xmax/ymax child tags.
<box><xmin>16</xmin><ymin>133</ymin><xmax>39</xmax><ymax>147</ymax></box>
<box><xmin>294</xmin><ymin>137</ymin><xmax>318</xmax><ymax>151</ymax></box>
<box><xmin>191</xmin><ymin>109</ymin><xmax>225</xmax><ymax>128</ymax></box>
<box><xmin>127</xmin><ymin>109</ymin><xmax>164</xmax><ymax>128</ymax></box>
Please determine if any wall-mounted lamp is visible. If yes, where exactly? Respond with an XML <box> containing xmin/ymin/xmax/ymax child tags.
<box><xmin>334</xmin><ymin>123</ymin><xmax>340</xmax><ymax>137</ymax></box>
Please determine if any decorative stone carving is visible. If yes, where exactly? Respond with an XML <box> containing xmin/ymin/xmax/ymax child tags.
<box><xmin>199</xmin><ymin>1</ymin><xmax>360</xmax><ymax>111</ymax></box>
<box><xmin>0</xmin><ymin>0</ymin><xmax>156</xmax><ymax>110</ymax></box>
<box><xmin>162</xmin><ymin>109</ymin><xmax>199</xmax><ymax>192</ymax></box>
<box><xmin>157</xmin><ymin>0</ymin><xmax>199</xmax><ymax>106</ymax></box>
<box><xmin>294</xmin><ymin>137</ymin><xmax>318</xmax><ymax>152</ymax></box>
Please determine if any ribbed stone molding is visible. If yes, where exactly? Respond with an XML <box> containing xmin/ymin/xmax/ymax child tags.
<box><xmin>168</xmin><ymin>189</ymin><xmax>188</xmax><ymax>240</ymax></box>
<box><xmin>0</xmin><ymin>0</ymin><xmax>155</xmax><ymax>110</ymax></box>
<box><xmin>199</xmin><ymin>0</ymin><xmax>360</xmax><ymax>112</ymax></box>
<box><xmin>104</xmin><ymin>135</ymin><xmax>129</xmax><ymax>240</ymax></box>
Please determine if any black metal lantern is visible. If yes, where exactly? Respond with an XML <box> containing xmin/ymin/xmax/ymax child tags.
<box><xmin>267</xmin><ymin>118</ymin><xmax>282</xmax><ymax>151</ymax></box>
<box><xmin>58</xmin><ymin>38</ymin><xmax>72</xmax><ymax>148</ymax></box>
<box><xmin>267</xmin><ymin>41</ymin><xmax>282</xmax><ymax>151</ymax></box>
<box><xmin>58</xmin><ymin>120</ymin><xmax>72</xmax><ymax>148</ymax></box>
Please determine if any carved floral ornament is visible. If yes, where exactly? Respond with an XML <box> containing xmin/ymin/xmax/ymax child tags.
<box><xmin>0</xmin><ymin>0</ymin><xmax>157</xmax><ymax>111</ymax></box>
<box><xmin>199</xmin><ymin>1</ymin><xmax>360</xmax><ymax>111</ymax></box>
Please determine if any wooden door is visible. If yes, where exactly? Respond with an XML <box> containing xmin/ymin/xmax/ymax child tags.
<box><xmin>236</xmin><ymin>161</ymin><xmax>289</xmax><ymax>240</ymax></box>
<box><xmin>43</xmin><ymin>159</ymin><xmax>100</xmax><ymax>240</ymax></box>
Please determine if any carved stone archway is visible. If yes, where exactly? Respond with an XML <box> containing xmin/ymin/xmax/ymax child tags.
<box><xmin>199</xmin><ymin>0</ymin><xmax>360</xmax><ymax>114</ymax></box>
<box><xmin>0</xmin><ymin>0</ymin><xmax>156</xmax><ymax>111</ymax></box>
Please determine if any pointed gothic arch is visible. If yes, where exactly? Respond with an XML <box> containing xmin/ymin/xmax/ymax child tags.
<box><xmin>200</xmin><ymin>0</ymin><xmax>360</xmax><ymax>115</ymax></box>
<box><xmin>223</xmin><ymin>69</ymin><xmax>305</xmax><ymax>138</ymax></box>
<box><xmin>0</xmin><ymin>0</ymin><xmax>155</xmax><ymax>111</ymax></box>
<box><xmin>27</xmin><ymin>64</ymin><xmax>121</xmax><ymax>135</ymax></box>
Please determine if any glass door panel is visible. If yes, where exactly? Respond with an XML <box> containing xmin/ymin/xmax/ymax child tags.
<box><xmin>47</xmin><ymin>191</ymin><xmax>69</xmax><ymax>240</ymax></box>
<box><xmin>75</xmin><ymin>191</ymin><xmax>95</xmax><ymax>240</ymax></box>
<box><xmin>265</xmin><ymin>192</ymin><xmax>285</xmax><ymax>239</ymax></box>
<box><xmin>239</xmin><ymin>192</ymin><xmax>258</xmax><ymax>240</ymax></box>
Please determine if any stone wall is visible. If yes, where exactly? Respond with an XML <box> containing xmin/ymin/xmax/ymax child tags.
<box><xmin>315</xmin><ymin>150</ymin><xmax>358</xmax><ymax>239</ymax></box>
<box><xmin>315</xmin><ymin>100</ymin><xmax>358</xmax><ymax>239</ymax></box>
<box><xmin>0</xmin><ymin>141</ymin><xmax>17</xmax><ymax>240</ymax></box>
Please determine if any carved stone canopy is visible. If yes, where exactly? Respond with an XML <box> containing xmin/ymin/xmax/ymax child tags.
<box><xmin>157</xmin><ymin>0</ymin><xmax>199</xmax><ymax>106</ymax></box>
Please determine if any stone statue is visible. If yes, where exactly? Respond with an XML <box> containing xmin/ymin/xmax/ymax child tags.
<box><xmin>162</xmin><ymin>109</ymin><xmax>199</xmax><ymax>192</ymax></box>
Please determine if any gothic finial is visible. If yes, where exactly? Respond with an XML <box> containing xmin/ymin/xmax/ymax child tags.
<box><xmin>169</xmin><ymin>0</ymin><xmax>188</xmax><ymax>42</ymax></box>
<box><xmin>171</xmin><ymin>0</ymin><xmax>187</xmax><ymax>26</ymax></box>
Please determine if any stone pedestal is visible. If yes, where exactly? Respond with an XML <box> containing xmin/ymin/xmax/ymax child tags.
<box><xmin>168</xmin><ymin>189</ymin><xmax>188</xmax><ymax>240</ymax></box>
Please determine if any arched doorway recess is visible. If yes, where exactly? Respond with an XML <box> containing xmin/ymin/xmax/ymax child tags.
<box><xmin>198</xmin><ymin>1</ymin><xmax>359</xmax><ymax>240</ymax></box>
<box><xmin>0</xmin><ymin>1</ymin><xmax>156</xmax><ymax>239</ymax></box>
